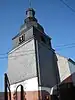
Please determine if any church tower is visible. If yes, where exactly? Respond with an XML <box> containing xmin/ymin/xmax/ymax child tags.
<box><xmin>8</xmin><ymin>8</ymin><xmax>59</xmax><ymax>100</ymax></box>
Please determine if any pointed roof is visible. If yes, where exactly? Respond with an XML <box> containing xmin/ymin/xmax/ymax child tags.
<box><xmin>20</xmin><ymin>8</ymin><xmax>44</xmax><ymax>33</ymax></box>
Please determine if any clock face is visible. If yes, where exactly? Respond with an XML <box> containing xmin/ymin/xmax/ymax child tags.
<box><xmin>19</xmin><ymin>34</ymin><xmax>25</xmax><ymax>44</ymax></box>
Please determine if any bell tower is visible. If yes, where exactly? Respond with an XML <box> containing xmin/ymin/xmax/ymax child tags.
<box><xmin>8</xmin><ymin>8</ymin><xmax>59</xmax><ymax>100</ymax></box>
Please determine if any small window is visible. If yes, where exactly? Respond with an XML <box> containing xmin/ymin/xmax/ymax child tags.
<box><xmin>19</xmin><ymin>34</ymin><xmax>25</xmax><ymax>44</ymax></box>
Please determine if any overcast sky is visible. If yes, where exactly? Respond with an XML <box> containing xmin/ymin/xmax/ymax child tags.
<box><xmin>0</xmin><ymin>0</ymin><xmax>75</xmax><ymax>91</ymax></box>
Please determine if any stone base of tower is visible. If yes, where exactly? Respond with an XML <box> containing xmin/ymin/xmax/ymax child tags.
<box><xmin>9</xmin><ymin>90</ymin><xmax>51</xmax><ymax>100</ymax></box>
<box><xmin>9</xmin><ymin>77</ymin><xmax>52</xmax><ymax>100</ymax></box>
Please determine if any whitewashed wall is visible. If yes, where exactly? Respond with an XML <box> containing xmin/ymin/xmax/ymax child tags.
<box><xmin>10</xmin><ymin>76</ymin><xmax>52</xmax><ymax>95</ymax></box>
<box><xmin>10</xmin><ymin>77</ymin><xmax>38</xmax><ymax>92</ymax></box>
<box><xmin>56</xmin><ymin>54</ymin><xmax>71</xmax><ymax>82</ymax></box>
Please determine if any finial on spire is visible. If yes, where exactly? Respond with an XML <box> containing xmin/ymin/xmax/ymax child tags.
<box><xmin>24</xmin><ymin>0</ymin><xmax>37</xmax><ymax>23</ymax></box>
<box><xmin>26</xmin><ymin>0</ymin><xmax>35</xmax><ymax>18</ymax></box>
<box><xmin>29</xmin><ymin>0</ymin><xmax>31</xmax><ymax>8</ymax></box>
<box><xmin>26</xmin><ymin>8</ymin><xmax>35</xmax><ymax>18</ymax></box>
